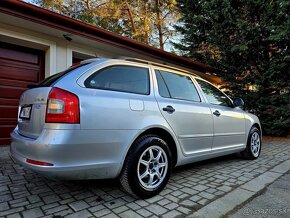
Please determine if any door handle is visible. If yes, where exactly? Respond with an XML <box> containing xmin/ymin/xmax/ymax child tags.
<box><xmin>163</xmin><ymin>105</ymin><xmax>175</xmax><ymax>113</ymax></box>
<box><xmin>213</xmin><ymin>110</ymin><xmax>221</xmax><ymax>117</ymax></box>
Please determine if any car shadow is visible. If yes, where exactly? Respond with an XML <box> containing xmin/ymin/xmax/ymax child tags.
<box><xmin>56</xmin><ymin>153</ymin><xmax>246</xmax><ymax>193</ymax></box>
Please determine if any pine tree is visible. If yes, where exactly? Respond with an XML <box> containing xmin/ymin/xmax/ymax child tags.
<box><xmin>174</xmin><ymin>0</ymin><xmax>290</xmax><ymax>136</ymax></box>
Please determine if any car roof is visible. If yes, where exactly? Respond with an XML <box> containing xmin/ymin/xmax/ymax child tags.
<box><xmin>80</xmin><ymin>57</ymin><xmax>200</xmax><ymax>78</ymax></box>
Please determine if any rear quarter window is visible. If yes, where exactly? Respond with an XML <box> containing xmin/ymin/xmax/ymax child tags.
<box><xmin>85</xmin><ymin>65</ymin><xmax>150</xmax><ymax>95</ymax></box>
<box><xmin>35</xmin><ymin>63</ymin><xmax>89</xmax><ymax>87</ymax></box>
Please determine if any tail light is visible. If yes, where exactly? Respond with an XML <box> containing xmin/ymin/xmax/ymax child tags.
<box><xmin>46</xmin><ymin>87</ymin><xmax>80</xmax><ymax>123</ymax></box>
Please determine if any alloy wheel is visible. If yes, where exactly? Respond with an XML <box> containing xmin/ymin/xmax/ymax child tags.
<box><xmin>137</xmin><ymin>146</ymin><xmax>168</xmax><ymax>190</ymax></box>
<box><xmin>250</xmin><ymin>132</ymin><xmax>261</xmax><ymax>157</ymax></box>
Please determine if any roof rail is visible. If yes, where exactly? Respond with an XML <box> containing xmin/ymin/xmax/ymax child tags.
<box><xmin>113</xmin><ymin>56</ymin><xmax>149</xmax><ymax>64</ymax></box>
<box><xmin>114</xmin><ymin>56</ymin><xmax>169</xmax><ymax>66</ymax></box>
<box><xmin>113</xmin><ymin>56</ymin><xmax>199</xmax><ymax>77</ymax></box>
<box><xmin>80</xmin><ymin>58</ymin><xmax>102</xmax><ymax>64</ymax></box>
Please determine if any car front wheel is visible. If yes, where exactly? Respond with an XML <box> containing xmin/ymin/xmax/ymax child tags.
<box><xmin>120</xmin><ymin>135</ymin><xmax>172</xmax><ymax>198</ymax></box>
<box><xmin>242</xmin><ymin>127</ymin><xmax>262</xmax><ymax>159</ymax></box>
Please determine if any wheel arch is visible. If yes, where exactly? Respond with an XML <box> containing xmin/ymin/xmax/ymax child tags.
<box><xmin>122</xmin><ymin>127</ymin><xmax>178</xmax><ymax>173</ymax></box>
<box><xmin>139</xmin><ymin>128</ymin><xmax>178</xmax><ymax>166</ymax></box>
<box><xmin>252</xmin><ymin>123</ymin><xmax>262</xmax><ymax>136</ymax></box>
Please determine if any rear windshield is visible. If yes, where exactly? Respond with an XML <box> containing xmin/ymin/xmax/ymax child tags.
<box><xmin>29</xmin><ymin>63</ymin><xmax>88</xmax><ymax>88</ymax></box>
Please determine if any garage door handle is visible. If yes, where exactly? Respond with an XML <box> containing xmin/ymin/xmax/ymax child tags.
<box><xmin>213</xmin><ymin>110</ymin><xmax>221</xmax><ymax>117</ymax></box>
<box><xmin>163</xmin><ymin>105</ymin><xmax>175</xmax><ymax>113</ymax></box>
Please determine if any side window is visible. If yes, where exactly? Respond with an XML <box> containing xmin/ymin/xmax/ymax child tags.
<box><xmin>85</xmin><ymin>65</ymin><xmax>150</xmax><ymax>95</ymax></box>
<box><xmin>155</xmin><ymin>70</ymin><xmax>200</xmax><ymax>102</ymax></box>
<box><xmin>196</xmin><ymin>79</ymin><xmax>232</xmax><ymax>107</ymax></box>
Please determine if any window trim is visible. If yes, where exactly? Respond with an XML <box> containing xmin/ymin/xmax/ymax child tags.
<box><xmin>155</xmin><ymin>70</ymin><xmax>171</xmax><ymax>98</ymax></box>
<box><xmin>84</xmin><ymin>65</ymin><xmax>151</xmax><ymax>95</ymax></box>
<box><xmin>155</xmin><ymin>69</ymin><xmax>201</xmax><ymax>103</ymax></box>
<box><xmin>195</xmin><ymin>78</ymin><xmax>234</xmax><ymax>108</ymax></box>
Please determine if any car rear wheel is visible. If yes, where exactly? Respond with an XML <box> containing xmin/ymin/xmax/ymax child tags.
<box><xmin>120</xmin><ymin>135</ymin><xmax>172</xmax><ymax>198</ymax></box>
<box><xmin>241</xmin><ymin>127</ymin><xmax>261</xmax><ymax>159</ymax></box>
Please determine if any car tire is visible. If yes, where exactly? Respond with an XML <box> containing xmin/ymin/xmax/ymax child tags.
<box><xmin>241</xmin><ymin>127</ymin><xmax>262</xmax><ymax>160</ymax></box>
<box><xmin>120</xmin><ymin>135</ymin><xmax>172</xmax><ymax>198</ymax></box>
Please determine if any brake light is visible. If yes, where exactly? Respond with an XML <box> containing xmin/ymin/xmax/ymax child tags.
<box><xmin>46</xmin><ymin>87</ymin><xmax>80</xmax><ymax>123</ymax></box>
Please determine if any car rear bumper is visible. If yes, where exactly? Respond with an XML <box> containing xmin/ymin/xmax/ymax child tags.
<box><xmin>10</xmin><ymin>146</ymin><xmax>121</xmax><ymax>180</ymax></box>
<box><xmin>10</xmin><ymin>127</ymin><xmax>138</xmax><ymax>179</ymax></box>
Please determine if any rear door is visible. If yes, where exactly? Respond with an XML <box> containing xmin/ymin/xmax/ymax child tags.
<box><xmin>153</xmin><ymin>68</ymin><xmax>214</xmax><ymax>156</ymax></box>
<box><xmin>195</xmin><ymin>78</ymin><xmax>246</xmax><ymax>151</ymax></box>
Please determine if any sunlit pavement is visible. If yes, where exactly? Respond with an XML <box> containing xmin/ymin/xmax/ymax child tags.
<box><xmin>1</xmin><ymin>138</ymin><xmax>290</xmax><ymax>218</ymax></box>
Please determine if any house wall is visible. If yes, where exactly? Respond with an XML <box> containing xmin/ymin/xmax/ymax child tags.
<box><xmin>0</xmin><ymin>22</ymin><xmax>113</xmax><ymax>77</ymax></box>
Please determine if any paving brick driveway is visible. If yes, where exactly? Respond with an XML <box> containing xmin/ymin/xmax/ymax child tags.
<box><xmin>1</xmin><ymin>138</ymin><xmax>290</xmax><ymax>218</ymax></box>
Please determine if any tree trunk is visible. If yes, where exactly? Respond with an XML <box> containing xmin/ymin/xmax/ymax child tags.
<box><xmin>155</xmin><ymin>0</ymin><xmax>164</xmax><ymax>50</ymax></box>
<box><xmin>144</xmin><ymin>3</ymin><xmax>149</xmax><ymax>44</ymax></box>
<box><xmin>125</xmin><ymin>2</ymin><xmax>136</xmax><ymax>38</ymax></box>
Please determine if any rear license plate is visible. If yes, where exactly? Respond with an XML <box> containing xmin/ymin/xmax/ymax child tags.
<box><xmin>19</xmin><ymin>105</ymin><xmax>32</xmax><ymax>120</ymax></box>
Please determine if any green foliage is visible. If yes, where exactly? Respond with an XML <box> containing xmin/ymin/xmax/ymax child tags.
<box><xmin>174</xmin><ymin>0</ymin><xmax>290</xmax><ymax>136</ymax></box>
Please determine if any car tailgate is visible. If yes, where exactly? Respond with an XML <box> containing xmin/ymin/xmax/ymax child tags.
<box><xmin>17</xmin><ymin>87</ymin><xmax>52</xmax><ymax>139</ymax></box>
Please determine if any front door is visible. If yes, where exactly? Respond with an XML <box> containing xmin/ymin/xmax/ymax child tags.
<box><xmin>195</xmin><ymin>79</ymin><xmax>246</xmax><ymax>151</ymax></box>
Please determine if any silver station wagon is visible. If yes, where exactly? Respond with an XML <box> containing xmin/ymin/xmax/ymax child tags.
<box><xmin>10</xmin><ymin>58</ymin><xmax>262</xmax><ymax>198</ymax></box>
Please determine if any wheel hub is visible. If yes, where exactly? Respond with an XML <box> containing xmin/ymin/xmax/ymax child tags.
<box><xmin>149</xmin><ymin>161</ymin><xmax>159</xmax><ymax>172</ymax></box>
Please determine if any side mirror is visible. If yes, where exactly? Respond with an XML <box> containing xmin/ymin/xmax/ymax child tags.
<box><xmin>233</xmin><ymin>98</ymin><xmax>244</xmax><ymax>107</ymax></box>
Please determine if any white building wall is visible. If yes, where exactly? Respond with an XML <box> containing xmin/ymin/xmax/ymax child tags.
<box><xmin>0</xmin><ymin>22</ymin><xmax>111</xmax><ymax>77</ymax></box>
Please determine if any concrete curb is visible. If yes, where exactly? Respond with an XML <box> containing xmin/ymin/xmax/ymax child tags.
<box><xmin>189</xmin><ymin>160</ymin><xmax>290</xmax><ymax>218</ymax></box>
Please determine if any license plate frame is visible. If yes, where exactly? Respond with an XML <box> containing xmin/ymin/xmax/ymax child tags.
<box><xmin>19</xmin><ymin>105</ymin><xmax>32</xmax><ymax>120</ymax></box>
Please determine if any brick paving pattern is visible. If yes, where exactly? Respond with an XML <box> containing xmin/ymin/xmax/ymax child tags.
<box><xmin>0</xmin><ymin>138</ymin><xmax>290</xmax><ymax>217</ymax></box>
